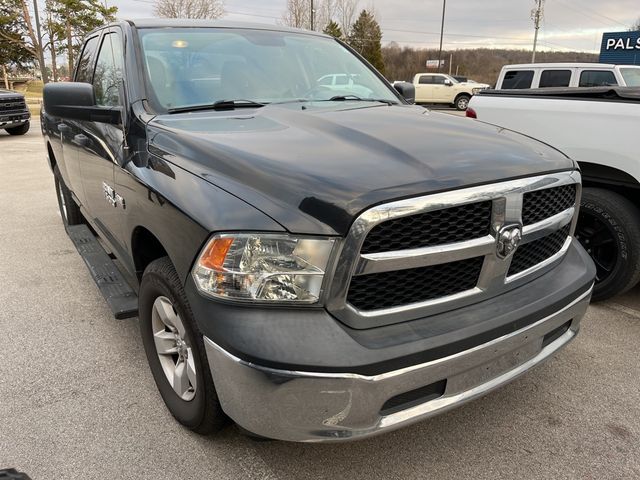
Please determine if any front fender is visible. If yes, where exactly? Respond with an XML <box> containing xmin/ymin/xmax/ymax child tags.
<box><xmin>116</xmin><ymin>152</ymin><xmax>285</xmax><ymax>284</ymax></box>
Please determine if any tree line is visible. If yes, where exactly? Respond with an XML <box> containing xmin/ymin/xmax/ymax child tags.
<box><xmin>383</xmin><ymin>44</ymin><xmax>599</xmax><ymax>85</ymax></box>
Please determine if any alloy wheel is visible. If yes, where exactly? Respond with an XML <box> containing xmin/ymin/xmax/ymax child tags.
<box><xmin>151</xmin><ymin>296</ymin><xmax>197</xmax><ymax>401</ymax></box>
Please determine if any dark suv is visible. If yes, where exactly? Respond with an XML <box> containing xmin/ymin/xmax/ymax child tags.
<box><xmin>41</xmin><ymin>19</ymin><xmax>595</xmax><ymax>442</ymax></box>
<box><xmin>0</xmin><ymin>89</ymin><xmax>30</xmax><ymax>135</ymax></box>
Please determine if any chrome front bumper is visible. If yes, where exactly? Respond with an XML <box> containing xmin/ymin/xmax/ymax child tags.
<box><xmin>204</xmin><ymin>286</ymin><xmax>592</xmax><ymax>443</ymax></box>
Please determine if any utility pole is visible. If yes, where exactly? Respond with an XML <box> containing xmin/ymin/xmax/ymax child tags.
<box><xmin>33</xmin><ymin>0</ymin><xmax>49</xmax><ymax>83</ymax></box>
<box><xmin>531</xmin><ymin>0</ymin><xmax>544</xmax><ymax>63</ymax></box>
<box><xmin>437</xmin><ymin>0</ymin><xmax>446</xmax><ymax>72</ymax></box>
<box><xmin>310</xmin><ymin>0</ymin><xmax>314</xmax><ymax>31</ymax></box>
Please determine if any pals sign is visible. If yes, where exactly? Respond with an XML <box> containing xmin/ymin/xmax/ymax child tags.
<box><xmin>600</xmin><ymin>31</ymin><xmax>640</xmax><ymax>65</ymax></box>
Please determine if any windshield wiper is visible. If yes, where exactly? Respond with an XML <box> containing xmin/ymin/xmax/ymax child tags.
<box><xmin>325</xmin><ymin>95</ymin><xmax>397</xmax><ymax>105</ymax></box>
<box><xmin>168</xmin><ymin>99</ymin><xmax>266</xmax><ymax>114</ymax></box>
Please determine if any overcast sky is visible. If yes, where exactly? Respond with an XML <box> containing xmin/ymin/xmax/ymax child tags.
<box><xmin>109</xmin><ymin>0</ymin><xmax>639</xmax><ymax>53</ymax></box>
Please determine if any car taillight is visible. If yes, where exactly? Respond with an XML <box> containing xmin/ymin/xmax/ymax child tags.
<box><xmin>466</xmin><ymin>107</ymin><xmax>477</xmax><ymax>119</ymax></box>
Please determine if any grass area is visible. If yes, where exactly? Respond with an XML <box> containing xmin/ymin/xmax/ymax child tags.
<box><xmin>13</xmin><ymin>80</ymin><xmax>43</xmax><ymax>100</ymax></box>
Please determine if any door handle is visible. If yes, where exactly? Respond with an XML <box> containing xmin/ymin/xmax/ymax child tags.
<box><xmin>74</xmin><ymin>134</ymin><xmax>89</xmax><ymax>147</ymax></box>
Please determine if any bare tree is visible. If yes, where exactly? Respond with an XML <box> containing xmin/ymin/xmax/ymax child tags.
<box><xmin>314</xmin><ymin>0</ymin><xmax>336</xmax><ymax>32</ymax></box>
<box><xmin>154</xmin><ymin>0</ymin><xmax>224</xmax><ymax>19</ymax></box>
<box><xmin>281</xmin><ymin>0</ymin><xmax>309</xmax><ymax>29</ymax></box>
<box><xmin>632</xmin><ymin>17</ymin><xmax>640</xmax><ymax>31</ymax></box>
<box><xmin>335</xmin><ymin>0</ymin><xmax>358</xmax><ymax>35</ymax></box>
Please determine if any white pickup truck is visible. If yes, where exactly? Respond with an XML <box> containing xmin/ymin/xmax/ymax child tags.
<box><xmin>468</xmin><ymin>87</ymin><xmax>640</xmax><ymax>300</ymax></box>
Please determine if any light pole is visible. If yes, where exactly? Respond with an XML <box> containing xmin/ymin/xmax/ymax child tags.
<box><xmin>437</xmin><ymin>0</ymin><xmax>446</xmax><ymax>73</ymax></box>
<box><xmin>531</xmin><ymin>0</ymin><xmax>544</xmax><ymax>62</ymax></box>
<box><xmin>310</xmin><ymin>0</ymin><xmax>314</xmax><ymax>31</ymax></box>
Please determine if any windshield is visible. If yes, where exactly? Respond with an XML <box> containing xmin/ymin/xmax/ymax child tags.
<box><xmin>138</xmin><ymin>28</ymin><xmax>399</xmax><ymax>110</ymax></box>
<box><xmin>620</xmin><ymin>68</ymin><xmax>640</xmax><ymax>87</ymax></box>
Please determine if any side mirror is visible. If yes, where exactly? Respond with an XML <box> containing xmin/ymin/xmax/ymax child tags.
<box><xmin>43</xmin><ymin>82</ymin><xmax>122</xmax><ymax>125</ymax></box>
<box><xmin>393</xmin><ymin>82</ymin><xmax>415</xmax><ymax>104</ymax></box>
<box><xmin>444</xmin><ymin>79</ymin><xmax>453</xmax><ymax>86</ymax></box>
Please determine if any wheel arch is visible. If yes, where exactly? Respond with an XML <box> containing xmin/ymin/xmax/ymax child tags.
<box><xmin>579</xmin><ymin>161</ymin><xmax>640</xmax><ymax>208</ymax></box>
<box><xmin>131</xmin><ymin>226</ymin><xmax>171</xmax><ymax>281</ymax></box>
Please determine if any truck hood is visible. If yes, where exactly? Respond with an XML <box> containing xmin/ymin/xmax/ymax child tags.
<box><xmin>147</xmin><ymin>103</ymin><xmax>573</xmax><ymax>236</ymax></box>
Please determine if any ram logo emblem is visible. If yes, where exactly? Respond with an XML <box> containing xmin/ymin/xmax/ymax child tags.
<box><xmin>496</xmin><ymin>224</ymin><xmax>522</xmax><ymax>259</ymax></box>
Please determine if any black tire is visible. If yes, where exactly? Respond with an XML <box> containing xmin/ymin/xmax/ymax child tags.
<box><xmin>5</xmin><ymin>122</ymin><xmax>30</xmax><ymax>135</ymax></box>
<box><xmin>576</xmin><ymin>188</ymin><xmax>640</xmax><ymax>301</ymax></box>
<box><xmin>53</xmin><ymin>166</ymin><xmax>85</xmax><ymax>226</ymax></box>
<box><xmin>454</xmin><ymin>94</ymin><xmax>471</xmax><ymax>111</ymax></box>
<box><xmin>139</xmin><ymin>257</ymin><xmax>226</xmax><ymax>434</ymax></box>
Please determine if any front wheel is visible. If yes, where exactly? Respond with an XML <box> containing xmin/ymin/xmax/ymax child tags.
<box><xmin>5</xmin><ymin>122</ymin><xmax>30</xmax><ymax>135</ymax></box>
<box><xmin>454</xmin><ymin>95</ymin><xmax>471</xmax><ymax>111</ymax></box>
<box><xmin>139</xmin><ymin>257</ymin><xmax>226</xmax><ymax>434</ymax></box>
<box><xmin>576</xmin><ymin>188</ymin><xmax>640</xmax><ymax>301</ymax></box>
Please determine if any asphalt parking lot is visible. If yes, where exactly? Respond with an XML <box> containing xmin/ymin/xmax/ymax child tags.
<box><xmin>1</xmin><ymin>125</ymin><xmax>639</xmax><ymax>480</ymax></box>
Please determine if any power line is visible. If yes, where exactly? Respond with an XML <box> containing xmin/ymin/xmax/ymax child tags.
<box><xmin>553</xmin><ymin>0</ymin><xmax>628</xmax><ymax>29</ymax></box>
<box><xmin>555</xmin><ymin>0</ymin><xmax>629</xmax><ymax>28</ymax></box>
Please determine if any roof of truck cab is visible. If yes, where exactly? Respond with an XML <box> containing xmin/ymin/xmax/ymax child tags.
<box><xmin>124</xmin><ymin>18</ymin><xmax>328</xmax><ymax>37</ymax></box>
<box><xmin>501</xmin><ymin>63</ymin><xmax>640</xmax><ymax>69</ymax></box>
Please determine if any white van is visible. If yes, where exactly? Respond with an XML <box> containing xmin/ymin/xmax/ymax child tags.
<box><xmin>495</xmin><ymin>63</ymin><xmax>640</xmax><ymax>89</ymax></box>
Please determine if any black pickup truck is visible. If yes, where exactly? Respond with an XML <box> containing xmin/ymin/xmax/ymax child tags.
<box><xmin>0</xmin><ymin>89</ymin><xmax>30</xmax><ymax>135</ymax></box>
<box><xmin>42</xmin><ymin>19</ymin><xmax>595</xmax><ymax>442</ymax></box>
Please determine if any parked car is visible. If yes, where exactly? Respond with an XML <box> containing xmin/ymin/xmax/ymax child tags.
<box><xmin>412</xmin><ymin>73</ymin><xmax>489</xmax><ymax>110</ymax></box>
<box><xmin>495</xmin><ymin>63</ymin><xmax>640</xmax><ymax>90</ymax></box>
<box><xmin>468</xmin><ymin>86</ymin><xmax>640</xmax><ymax>300</ymax></box>
<box><xmin>316</xmin><ymin>73</ymin><xmax>373</xmax><ymax>98</ymax></box>
<box><xmin>0</xmin><ymin>89</ymin><xmax>30</xmax><ymax>135</ymax></box>
<box><xmin>42</xmin><ymin>19</ymin><xmax>595</xmax><ymax>442</ymax></box>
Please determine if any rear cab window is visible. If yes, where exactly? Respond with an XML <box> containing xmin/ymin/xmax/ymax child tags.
<box><xmin>501</xmin><ymin>70</ymin><xmax>534</xmax><ymax>89</ymax></box>
<box><xmin>579</xmin><ymin>70</ymin><xmax>618</xmax><ymax>87</ymax></box>
<box><xmin>539</xmin><ymin>70</ymin><xmax>571</xmax><ymax>88</ymax></box>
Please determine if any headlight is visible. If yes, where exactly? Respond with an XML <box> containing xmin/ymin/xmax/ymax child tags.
<box><xmin>472</xmin><ymin>88</ymin><xmax>481</xmax><ymax>95</ymax></box>
<box><xmin>192</xmin><ymin>233</ymin><xmax>336</xmax><ymax>304</ymax></box>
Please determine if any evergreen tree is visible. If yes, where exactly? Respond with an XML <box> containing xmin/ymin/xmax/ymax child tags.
<box><xmin>323</xmin><ymin>20</ymin><xmax>342</xmax><ymax>39</ymax></box>
<box><xmin>347</xmin><ymin>10</ymin><xmax>384</xmax><ymax>74</ymax></box>
<box><xmin>0</xmin><ymin>0</ymin><xmax>36</xmax><ymax>87</ymax></box>
<box><xmin>48</xmin><ymin>0</ymin><xmax>117</xmax><ymax>74</ymax></box>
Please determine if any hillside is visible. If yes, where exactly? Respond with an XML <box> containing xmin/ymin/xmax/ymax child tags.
<box><xmin>382</xmin><ymin>45</ymin><xmax>599</xmax><ymax>85</ymax></box>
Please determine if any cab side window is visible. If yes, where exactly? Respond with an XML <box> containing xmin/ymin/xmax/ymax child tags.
<box><xmin>502</xmin><ymin>70</ymin><xmax>534</xmax><ymax>89</ymax></box>
<box><xmin>579</xmin><ymin>70</ymin><xmax>617</xmax><ymax>87</ymax></box>
<box><xmin>75</xmin><ymin>35</ymin><xmax>100</xmax><ymax>83</ymax></box>
<box><xmin>539</xmin><ymin>70</ymin><xmax>571</xmax><ymax>88</ymax></box>
<box><xmin>419</xmin><ymin>75</ymin><xmax>434</xmax><ymax>84</ymax></box>
<box><xmin>93</xmin><ymin>32</ymin><xmax>125</xmax><ymax>107</ymax></box>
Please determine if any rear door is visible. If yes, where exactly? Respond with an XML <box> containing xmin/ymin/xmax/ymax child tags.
<box><xmin>78</xmin><ymin>29</ymin><xmax>127</xmax><ymax>255</ymax></box>
<box><xmin>415</xmin><ymin>75</ymin><xmax>433</xmax><ymax>102</ymax></box>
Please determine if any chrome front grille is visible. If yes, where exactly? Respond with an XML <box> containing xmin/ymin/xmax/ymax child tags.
<box><xmin>347</xmin><ymin>256</ymin><xmax>484</xmax><ymax>310</ymax></box>
<box><xmin>326</xmin><ymin>171</ymin><xmax>581</xmax><ymax>329</ymax></box>
<box><xmin>360</xmin><ymin>201</ymin><xmax>492</xmax><ymax>253</ymax></box>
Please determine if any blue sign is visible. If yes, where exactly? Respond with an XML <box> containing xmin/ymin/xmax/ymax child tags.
<box><xmin>600</xmin><ymin>31</ymin><xmax>640</xmax><ymax>65</ymax></box>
